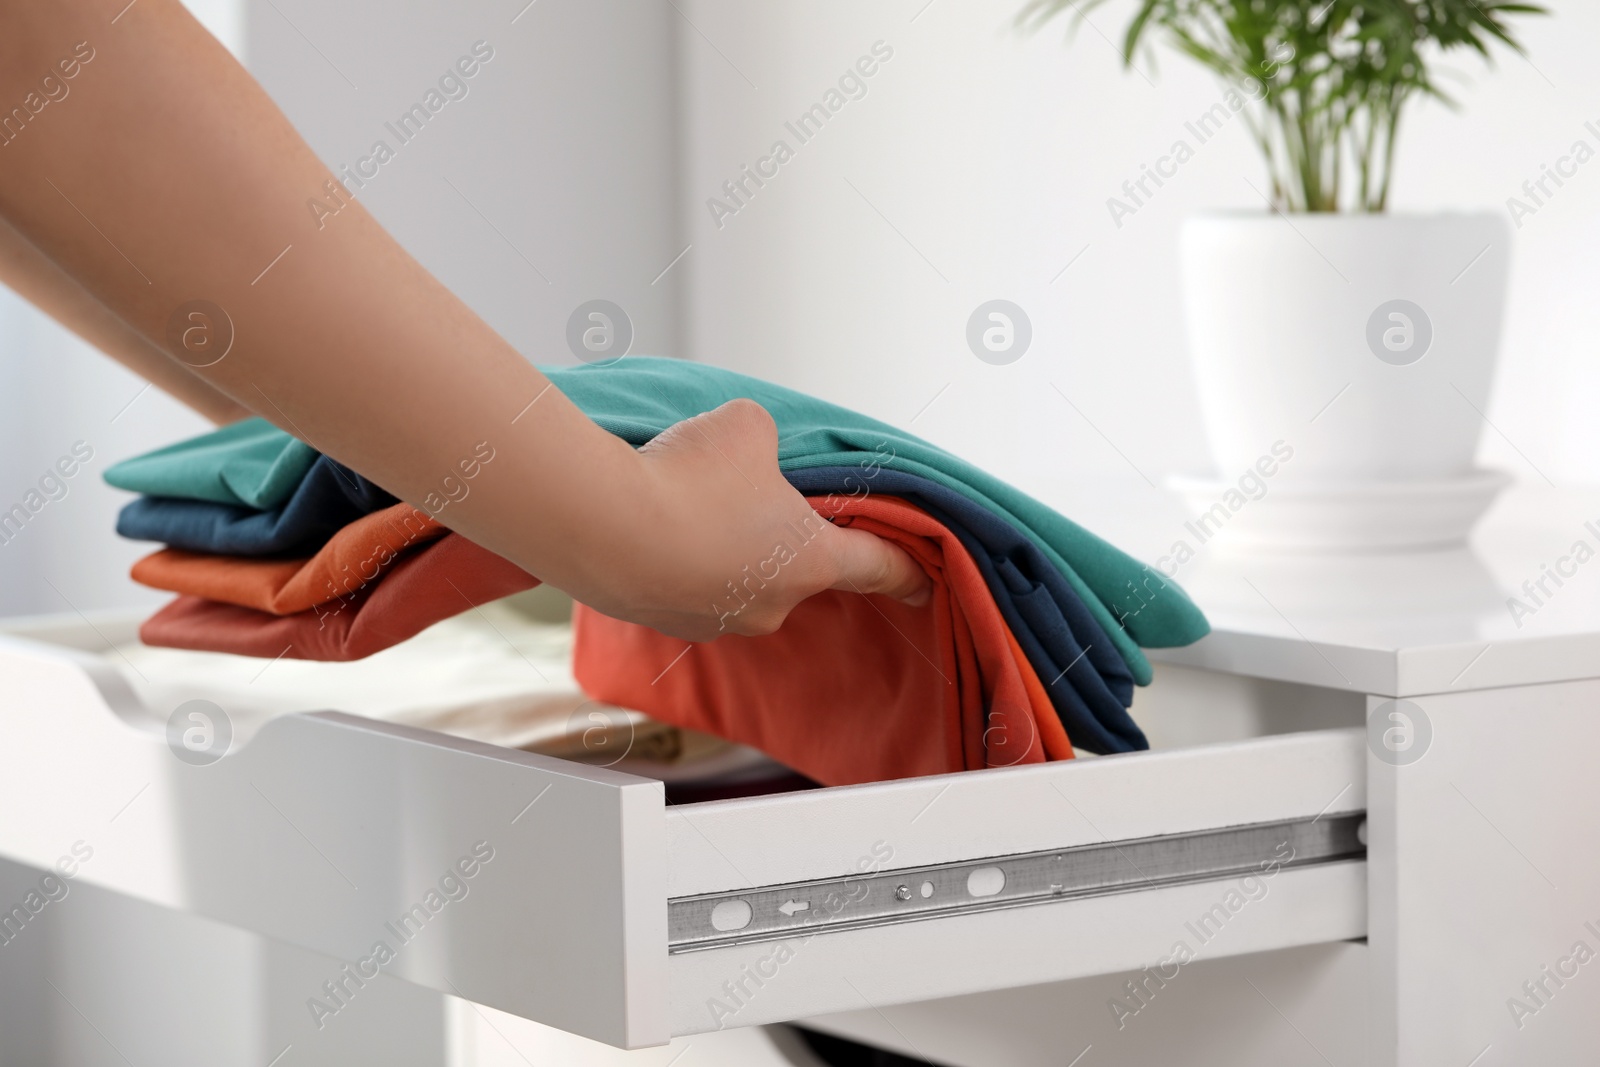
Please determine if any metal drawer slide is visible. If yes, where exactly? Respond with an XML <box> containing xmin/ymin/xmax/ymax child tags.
<box><xmin>669</xmin><ymin>812</ymin><xmax>1364</xmax><ymax>953</ymax></box>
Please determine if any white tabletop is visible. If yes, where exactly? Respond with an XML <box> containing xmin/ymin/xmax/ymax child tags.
<box><xmin>1057</xmin><ymin>481</ymin><xmax>1600</xmax><ymax>697</ymax></box>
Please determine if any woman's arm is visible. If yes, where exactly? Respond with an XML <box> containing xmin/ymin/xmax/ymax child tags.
<box><xmin>0</xmin><ymin>213</ymin><xmax>249</xmax><ymax>424</ymax></box>
<box><xmin>0</xmin><ymin>0</ymin><xmax>926</xmax><ymax>639</ymax></box>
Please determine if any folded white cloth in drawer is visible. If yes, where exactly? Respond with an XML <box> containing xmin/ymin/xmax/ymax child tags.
<box><xmin>110</xmin><ymin>599</ymin><xmax>694</xmax><ymax>762</ymax></box>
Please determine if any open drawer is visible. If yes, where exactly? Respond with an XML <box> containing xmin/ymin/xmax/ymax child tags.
<box><xmin>0</xmin><ymin>624</ymin><xmax>1366</xmax><ymax>1050</ymax></box>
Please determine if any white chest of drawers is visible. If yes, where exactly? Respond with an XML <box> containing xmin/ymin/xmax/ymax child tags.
<box><xmin>1</xmin><ymin>487</ymin><xmax>1595</xmax><ymax>1067</ymax></box>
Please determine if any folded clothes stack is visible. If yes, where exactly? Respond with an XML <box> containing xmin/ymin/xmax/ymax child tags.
<box><xmin>106</xmin><ymin>358</ymin><xmax>1208</xmax><ymax>786</ymax></box>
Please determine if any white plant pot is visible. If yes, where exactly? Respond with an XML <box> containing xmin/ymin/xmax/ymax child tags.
<box><xmin>1177</xmin><ymin>212</ymin><xmax>1513</xmax><ymax>551</ymax></box>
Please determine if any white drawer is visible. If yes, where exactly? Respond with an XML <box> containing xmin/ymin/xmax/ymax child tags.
<box><xmin>0</xmin><ymin>634</ymin><xmax>1365</xmax><ymax>1050</ymax></box>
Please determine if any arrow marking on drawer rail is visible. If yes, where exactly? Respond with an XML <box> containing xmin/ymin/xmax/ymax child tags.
<box><xmin>778</xmin><ymin>899</ymin><xmax>809</xmax><ymax>917</ymax></box>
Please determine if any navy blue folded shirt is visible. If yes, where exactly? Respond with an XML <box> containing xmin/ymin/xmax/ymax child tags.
<box><xmin>790</xmin><ymin>466</ymin><xmax>1142</xmax><ymax>754</ymax></box>
<box><xmin>116</xmin><ymin>456</ymin><xmax>397</xmax><ymax>558</ymax></box>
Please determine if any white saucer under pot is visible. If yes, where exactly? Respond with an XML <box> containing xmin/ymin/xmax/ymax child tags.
<box><xmin>1167</xmin><ymin>469</ymin><xmax>1512</xmax><ymax>553</ymax></box>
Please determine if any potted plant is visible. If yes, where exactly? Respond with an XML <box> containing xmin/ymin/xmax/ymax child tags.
<box><xmin>1020</xmin><ymin>0</ymin><xmax>1546</xmax><ymax>550</ymax></box>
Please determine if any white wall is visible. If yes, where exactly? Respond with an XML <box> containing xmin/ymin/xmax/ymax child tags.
<box><xmin>243</xmin><ymin>0</ymin><xmax>685</xmax><ymax>365</ymax></box>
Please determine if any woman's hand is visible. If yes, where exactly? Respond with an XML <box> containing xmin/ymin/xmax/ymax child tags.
<box><xmin>578</xmin><ymin>398</ymin><xmax>931</xmax><ymax>642</ymax></box>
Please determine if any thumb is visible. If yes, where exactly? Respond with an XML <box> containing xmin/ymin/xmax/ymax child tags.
<box><xmin>824</xmin><ymin>525</ymin><xmax>933</xmax><ymax>606</ymax></box>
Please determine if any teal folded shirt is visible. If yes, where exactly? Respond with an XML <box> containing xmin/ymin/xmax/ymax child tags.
<box><xmin>103</xmin><ymin>357</ymin><xmax>1208</xmax><ymax>681</ymax></box>
<box><xmin>105</xmin><ymin>418</ymin><xmax>320</xmax><ymax>510</ymax></box>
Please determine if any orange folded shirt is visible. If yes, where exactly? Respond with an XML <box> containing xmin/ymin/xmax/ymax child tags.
<box><xmin>571</xmin><ymin>495</ymin><xmax>1071</xmax><ymax>785</ymax></box>
<box><xmin>131</xmin><ymin>503</ymin><xmax>445</xmax><ymax>616</ymax></box>
<box><xmin>140</xmin><ymin>531</ymin><xmax>539</xmax><ymax>660</ymax></box>
<box><xmin>138</xmin><ymin>495</ymin><xmax>1071</xmax><ymax>785</ymax></box>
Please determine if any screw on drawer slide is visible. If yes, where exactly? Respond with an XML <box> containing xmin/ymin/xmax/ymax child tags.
<box><xmin>668</xmin><ymin>812</ymin><xmax>1365</xmax><ymax>953</ymax></box>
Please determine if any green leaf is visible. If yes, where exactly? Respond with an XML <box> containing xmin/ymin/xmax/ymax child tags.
<box><xmin>1018</xmin><ymin>0</ymin><xmax>1545</xmax><ymax>211</ymax></box>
